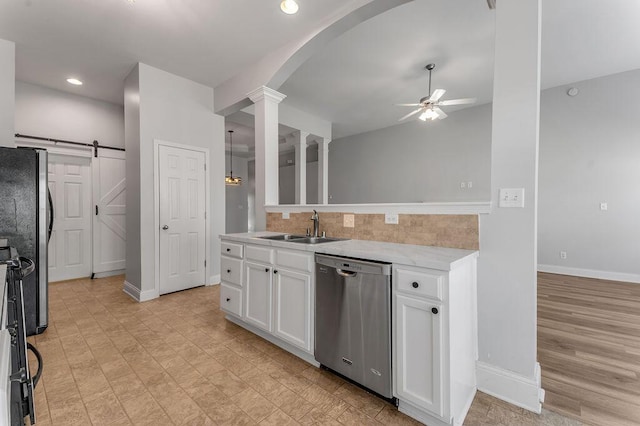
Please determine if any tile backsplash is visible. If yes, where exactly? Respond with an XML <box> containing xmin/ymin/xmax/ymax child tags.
<box><xmin>267</xmin><ymin>212</ymin><xmax>479</xmax><ymax>250</ymax></box>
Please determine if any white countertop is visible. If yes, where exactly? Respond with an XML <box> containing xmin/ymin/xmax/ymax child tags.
<box><xmin>220</xmin><ymin>232</ymin><xmax>478</xmax><ymax>271</ymax></box>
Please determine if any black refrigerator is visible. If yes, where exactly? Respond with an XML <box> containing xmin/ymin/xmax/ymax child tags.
<box><xmin>0</xmin><ymin>146</ymin><xmax>51</xmax><ymax>336</ymax></box>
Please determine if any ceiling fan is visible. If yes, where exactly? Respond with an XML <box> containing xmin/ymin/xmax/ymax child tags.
<box><xmin>397</xmin><ymin>63</ymin><xmax>477</xmax><ymax>122</ymax></box>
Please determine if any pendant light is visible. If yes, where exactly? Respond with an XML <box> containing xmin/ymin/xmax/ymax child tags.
<box><xmin>225</xmin><ymin>130</ymin><xmax>242</xmax><ymax>186</ymax></box>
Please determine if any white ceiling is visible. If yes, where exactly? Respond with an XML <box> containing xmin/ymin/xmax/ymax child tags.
<box><xmin>0</xmin><ymin>0</ymin><xmax>352</xmax><ymax>104</ymax></box>
<box><xmin>279</xmin><ymin>0</ymin><xmax>640</xmax><ymax>139</ymax></box>
<box><xmin>2</xmin><ymin>0</ymin><xmax>640</xmax><ymax>143</ymax></box>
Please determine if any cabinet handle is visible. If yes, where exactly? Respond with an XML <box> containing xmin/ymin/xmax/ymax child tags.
<box><xmin>226</xmin><ymin>248</ymin><xmax>231</xmax><ymax>252</ymax></box>
<box><xmin>227</xmin><ymin>269</ymin><xmax>231</xmax><ymax>273</ymax></box>
<box><xmin>226</xmin><ymin>298</ymin><xmax>231</xmax><ymax>302</ymax></box>
<box><xmin>265</xmin><ymin>268</ymin><xmax>269</xmax><ymax>272</ymax></box>
<box><xmin>432</xmin><ymin>307</ymin><xmax>439</xmax><ymax>315</ymax></box>
<box><xmin>412</xmin><ymin>282</ymin><xmax>419</xmax><ymax>288</ymax></box>
<box><xmin>273</xmin><ymin>270</ymin><xmax>278</xmax><ymax>274</ymax></box>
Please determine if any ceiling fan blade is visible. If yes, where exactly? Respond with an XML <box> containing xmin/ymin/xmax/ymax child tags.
<box><xmin>438</xmin><ymin>97</ymin><xmax>477</xmax><ymax>106</ymax></box>
<box><xmin>398</xmin><ymin>108</ymin><xmax>422</xmax><ymax>121</ymax></box>
<box><xmin>395</xmin><ymin>103</ymin><xmax>421</xmax><ymax>107</ymax></box>
<box><xmin>433</xmin><ymin>107</ymin><xmax>448</xmax><ymax>119</ymax></box>
<box><xmin>428</xmin><ymin>89</ymin><xmax>446</xmax><ymax>102</ymax></box>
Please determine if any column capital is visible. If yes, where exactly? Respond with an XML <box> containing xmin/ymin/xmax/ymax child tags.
<box><xmin>316</xmin><ymin>137</ymin><xmax>332</xmax><ymax>146</ymax></box>
<box><xmin>247</xmin><ymin>86</ymin><xmax>287</xmax><ymax>104</ymax></box>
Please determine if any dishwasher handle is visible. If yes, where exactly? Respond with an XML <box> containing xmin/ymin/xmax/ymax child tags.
<box><xmin>336</xmin><ymin>268</ymin><xmax>357</xmax><ymax>278</ymax></box>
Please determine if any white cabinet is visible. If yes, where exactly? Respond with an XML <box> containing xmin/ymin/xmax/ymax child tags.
<box><xmin>393</xmin><ymin>260</ymin><xmax>477</xmax><ymax>426</ymax></box>
<box><xmin>244</xmin><ymin>261</ymin><xmax>273</xmax><ymax>332</ymax></box>
<box><xmin>219</xmin><ymin>239</ymin><xmax>315</xmax><ymax>360</ymax></box>
<box><xmin>395</xmin><ymin>294</ymin><xmax>443</xmax><ymax>416</ymax></box>
<box><xmin>273</xmin><ymin>268</ymin><xmax>312</xmax><ymax>351</ymax></box>
<box><xmin>220</xmin><ymin>241</ymin><xmax>244</xmax><ymax>318</ymax></box>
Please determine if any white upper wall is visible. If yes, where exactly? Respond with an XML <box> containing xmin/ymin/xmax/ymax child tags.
<box><xmin>327</xmin><ymin>103</ymin><xmax>492</xmax><ymax>203</ymax></box>
<box><xmin>0</xmin><ymin>39</ymin><xmax>15</xmax><ymax>147</ymax></box>
<box><xmin>15</xmin><ymin>81</ymin><xmax>124</xmax><ymax>148</ymax></box>
<box><xmin>538</xmin><ymin>69</ymin><xmax>640</xmax><ymax>281</ymax></box>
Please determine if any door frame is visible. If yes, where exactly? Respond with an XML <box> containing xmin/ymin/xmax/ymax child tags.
<box><xmin>153</xmin><ymin>139</ymin><xmax>210</xmax><ymax>297</ymax></box>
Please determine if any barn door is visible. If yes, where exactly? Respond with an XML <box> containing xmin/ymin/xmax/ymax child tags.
<box><xmin>48</xmin><ymin>155</ymin><xmax>92</xmax><ymax>282</ymax></box>
<box><xmin>92</xmin><ymin>150</ymin><xmax>126</xmax><ymax>276</ymax></box>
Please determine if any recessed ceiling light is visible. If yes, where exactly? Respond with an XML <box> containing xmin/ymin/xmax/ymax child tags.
<box><xmin>66</xmin><ymin>78</ymin><xmax>83</xmax><ymax>86</ymax></box>
<box><xmin>280</xmin><ymin>0</ymin><xmax>299</xmax><ymax>14</ymax></box>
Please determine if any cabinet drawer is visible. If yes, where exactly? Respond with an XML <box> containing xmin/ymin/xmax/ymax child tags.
<box><xmin>276</xmin><ymin>249</ymin><xmax>313</xmax><ymax>273</ymax></box>
<box><xmin>246</xmin><ymin>245</ymin><xmax>274</xmax><ymax>264</ymax></box>
<box><xmin>395</xmin><ymin>267</ymin><xmax>444</xmax><ymax>300</ymax></box>
<box><xmin>220</xmin><ymin>284</ymin><xmax>242</xmax><ymax>317</ymax></box>
<box><xmin>222</xmin><ymin>241</ymin><xmax>243</xmax><ymax>259</ymax></box>
<box><xmin>221</xmin><ymin>257</ymin><xmax>243</xmax><ymax>286</ymax></box>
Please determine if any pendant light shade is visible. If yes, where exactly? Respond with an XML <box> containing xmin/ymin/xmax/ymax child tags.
<box><xmin>225</xmin><ymin>130</ymin><xmax>242</xmax><ymax>186</ymax></box>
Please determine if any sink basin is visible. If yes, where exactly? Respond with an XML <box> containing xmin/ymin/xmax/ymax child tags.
<box><xmin>257</xmin><ymin>234</ymin><xmax>348</xmax><ymax>244</ymax></box>
<box><xmin>287</xmin><ymin>236</ymin><xmax>347</xmax><ymax>244</ymax></box>
<box><xmin>258</xmin><ymin>234</ymin><xmax>306</xmax><ymax>241</ymax></box>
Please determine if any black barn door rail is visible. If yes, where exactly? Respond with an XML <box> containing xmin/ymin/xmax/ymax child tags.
<box><xmin>15</xmin><ymin>133</ymin><xmax>125</xmax><ymax>157</ymax></box>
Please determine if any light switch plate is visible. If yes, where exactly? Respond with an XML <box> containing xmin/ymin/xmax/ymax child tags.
<box><xmin>385</xmin><ymin>213</ymin><xmax>399</xmax><ymax>224</ymax></box>
<box><xmin>343</xmin><ymin>214</ymin><xmax>355</xmax><ymax>228</ymax></box>
<box><xmin>499</xmin><ymin>188</ymin><xmax>525</xmax><ymax>208</ymax></box>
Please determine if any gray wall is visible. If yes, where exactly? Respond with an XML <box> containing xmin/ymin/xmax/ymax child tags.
<box><xmin>15</xmin><ymin>81</ymin><xmax>124</xmax><ymax>148</ymax></box>
<box><xmin>126</xmin><ymin>63</ymin><xmax>225</xmax><ymax>296</ymax></box>
<box><xmin>225</xmin><ymin>154</ymin><xmax>249</xmax><ymax>233</ymax></box>
<box><xmin>279</xmin><ymin>161</ymin><xmax>319</xmax><ymax>205</ymax></box>
<box><xmin>328</xmin><ymin>103</ymin><xmax>492</xmax><ymax>203</ymax></box>
<box><xmin>0</xmin><ymin>39</ymin><xmax>15</xmax><ymax>148</ymax></box>
<box><xmin>538</xmin><ymin>69</ymin><xmax>640</xmax><ymax>281</ymax></box>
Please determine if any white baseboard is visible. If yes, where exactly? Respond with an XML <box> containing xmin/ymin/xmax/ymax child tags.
<box><xmin>538</xmin><ymin>264</ymin><xmax>640</xmax><ymax>284</ymax></box>
<box><xmin>92</xmin><ymin>269</ymin><xmax>125</xmax><ymax>279</ymax></box>
<box><xmin>209</xmin><ymin>274</ymin><xmax>221</xmax><ymax>286</ymax></box>
<box><xmin>123</xmin><ymin>280</ymin><xmax>159</xmax><ymax>302</ymax></box>
<box><xmin>476</xmin><ymin>361</ymin><xmax>543</xmax><ymax>413</ymax></box>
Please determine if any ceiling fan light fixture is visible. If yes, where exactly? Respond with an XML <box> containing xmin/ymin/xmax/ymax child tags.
<box><xmin>280</xmin><ymin>0</ymin><xmax>299</xmax><ymax>14</ymax></box>
<box><xmin>419</xmin><ymin>108</ymin><xmax>439</xmax><ymax>121</ymax></box>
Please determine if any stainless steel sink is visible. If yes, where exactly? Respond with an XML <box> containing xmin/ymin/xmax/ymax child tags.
<box><xmin>258</xmin><ymin>234</ymin><xmax>306</xmax><ymax>241</ymax></box>
<box><xmin>286</xmin><ymin>236</ymin><xmax>347</xmax><ymax>244</ymax></box>
<box><xmin>257</xmin><ymin>234</ymin><xmax>347</xmax><ymax>244</ymax></box>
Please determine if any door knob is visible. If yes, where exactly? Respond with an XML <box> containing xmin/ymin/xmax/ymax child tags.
<box><xmin>162</xmin><ymin>225</ymin><xmax>169</xmax><ymax>230</ymax></box>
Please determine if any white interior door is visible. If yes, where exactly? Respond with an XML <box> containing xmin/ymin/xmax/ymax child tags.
<box><xmin>48</xmin><ymin>155</ymin><xmax>92</xmax><ymax>282</ymax></box>
<box><xmin>92</xmin><ymin>150</ymin><xmax>126</xmax><ymax>275</ymax></box>
<box><xmin>158</xmin><ymin>145</ymin><xmax>206</xmax><ymax>294</ymax></box>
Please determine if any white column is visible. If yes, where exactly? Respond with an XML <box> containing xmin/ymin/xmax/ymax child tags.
<box><xmin>248</xmin><ymin>86</ymin><xmax>286</xmax><ymax>231</ymax></box>
<box><xmin>476</xmin><ymin>0</ymin><xmax>542</xmax><ymax>413</ymax></box>
<box><xmin>294</xmin><ymin>131</ymin><xmax>309</xmax><ymax>205</ymax></box>
<box><xmin>317</xmin><ymin>138</ymin><xmax>331</xmax><ymax>204</ymax></box>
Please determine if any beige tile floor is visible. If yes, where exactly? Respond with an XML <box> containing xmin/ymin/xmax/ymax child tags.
<box><xmin>26</xmin><ymin>275</ymin><xmax>577</xmax><ymax>425</ymax></box>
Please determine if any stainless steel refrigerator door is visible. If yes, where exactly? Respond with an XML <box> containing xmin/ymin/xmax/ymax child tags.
<box><xmin>36</xmin><ymin>150</ymin><xmax>48</xmax><ymax>333</ymax></box>
<box><xmin>315</xmin><ymin>255</ymin><xmax>392</xmax><ymax>398</ymax></box>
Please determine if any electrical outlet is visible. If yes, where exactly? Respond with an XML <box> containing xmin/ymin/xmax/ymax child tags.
<box><xmin>460</xmin><ymin>182</ymin><xmax>466</xmax><ymax>189</ymax></box>
<box><xmin>600</xmin><ymin>202</ymin><xmax>608</xmax><ymax>211</ymax></box>
<box><xmin>560</xmin><ymin>251</ymin><xmax>567</xmax><ymax>259</ymax></box>
<box><xmin>499</xmin><ymin>188</ymin><xmax>525</xmax><ymax>208</ymax></box>
<box><xmin>385</xmin><ymin>213</ymin><xmax>399</xmax><ymax>224</ymax></box>
<box><xmin>343</xmin><ymin>214</ymin><xmax>355</xmax><ymax>228</ymax></box>
<box><xmin>468</xmin><ymin>181</ymin><xmax>473</xmax><ymax>188</ymax></box>
<box><xmin>282</xmin><ymin>212</ymin><xmax>290</xmax><ymax>219</ymax></box>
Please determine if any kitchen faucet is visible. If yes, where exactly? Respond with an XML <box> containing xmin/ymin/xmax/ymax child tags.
<box><xmin>310</xmin><ymin>210</ymin><xmax>320</xmax><ymax>238</ymax></box>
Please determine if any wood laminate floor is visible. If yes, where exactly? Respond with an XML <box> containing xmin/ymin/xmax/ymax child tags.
<box><xmin>25</xmin><ymin>274</ymin><xmax>580</xmax><ymax>425</ymax></box>
<box><xmin>538</xmin><ymin>272</ymin><xmax>640</xmax><ymax>426</ymax></box>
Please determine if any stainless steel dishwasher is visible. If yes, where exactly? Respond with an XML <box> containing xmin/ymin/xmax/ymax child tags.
<box><xmin>315</xmin><ymin>254</ymin><xmax>393</xmax><ymax>398</ymax></box>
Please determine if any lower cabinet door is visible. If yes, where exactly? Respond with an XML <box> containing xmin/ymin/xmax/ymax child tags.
<box><xmin>273</xmin><ymin>268</ymin><xmax>312</xmax><ymax>352</ymax></box>
<box><xmin>220</xmin><ymin>283</ymin><xmax>242</xmax><ymax>317</ymax></box>
<box><xmin>395</xmin><ymin>293</ymin><xmax>444</xmax><ymax>417</ymax></box>
<box><xmin>244</xmin><ymin>261</ymin><xmax>273</xmax><ymax>332</ymax></box>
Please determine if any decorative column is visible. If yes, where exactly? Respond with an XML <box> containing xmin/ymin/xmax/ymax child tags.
<box><xmin>248</xmin><ymin>86</ymin><xmax>286</xmax><ymax>231</ymax></box>
<box><xmin>294</xmin><ymin>131</ymin><xmax>309</xmax><ymax>205</ymax></box>
<box><xmin>317</xmin><ymin>138</ymin><xmax>331</xmax><ymax>204</ymax></box>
